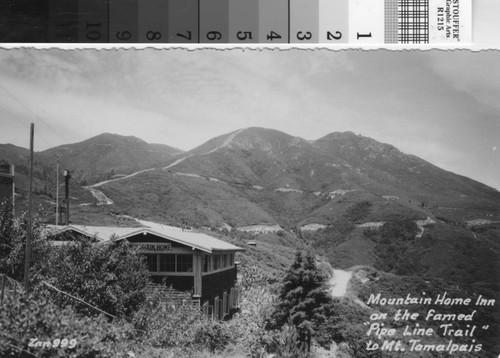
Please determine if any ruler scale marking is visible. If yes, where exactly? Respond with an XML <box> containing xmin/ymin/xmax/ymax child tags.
<box><xmin>0</xmin><ymin>0</ymin><xmax>472</xmax><ymax>44</ymax></box>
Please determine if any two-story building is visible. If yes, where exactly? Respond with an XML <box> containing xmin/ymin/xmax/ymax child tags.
<box><xmin>46</xmin><ymin>223</ymin><xmax>244</xmax><ymax>319</ymax></box>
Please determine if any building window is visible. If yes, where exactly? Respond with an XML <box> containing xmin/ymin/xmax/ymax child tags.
<box><xmin>222</xmin><ymin>254</ymin><xmax>228</xmax><ymax>267</ymax></box>
<box><xmin>213</xmin><ymin>254</ymin><xmax>220</xmax><ymax>270</ymax></box>
<box><xmin>203</xmin><ymin>255</ymin><xmax>211</xmax><ymax>272</ymax></box>
<box><xmin>176</xmin><ymin>254</ymin><xmax>193</xmax><ymax>272</ymax></box>
<box><xmin>159</xmin><ymin>254</ymin><xmax>176</xmax><ymax>272</ymax></box>
<box><xmin>229</xmin><ymin>253</ymin><xmax>234</xmax><ymax>266</ymax></box>
<box><xmin>145</xmin><ymin>254</ymin><xmax>158</xmax><ymax>272</ymax></box>
<box><xmin>144</xmin><ymin>253</ymin><xmax>194</xmax><ymax>273</ymax></box>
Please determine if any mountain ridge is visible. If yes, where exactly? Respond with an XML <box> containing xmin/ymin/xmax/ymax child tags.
<box><xmin>0</xmin><ymin>133</ymin><xmax>185</xmax><ymax>209</ymax></box>
<box><xmin>3</xmin><ymin>127</ymin><xmax>499</xmax><ymax>193</ymax></box>
<box><xmin>2</xmin><ymin>128</ymin><xmax>498</xmax><ymax>228</ymax></box>
<box><xmin>72</xmin><ymin>127</ymin><xmax>499</xmax><ymax>231</ymax></box>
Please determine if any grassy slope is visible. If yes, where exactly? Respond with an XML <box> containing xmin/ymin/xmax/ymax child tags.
<box><xmin>102</xmin><ymin>170</ymin><xmax>277</xmax><ymax>227</ymax></box>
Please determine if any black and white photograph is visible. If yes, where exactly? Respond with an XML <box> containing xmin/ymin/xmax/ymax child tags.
<box><xmin>0</xmin><ymin>48</ymin><xmax>499</xmax><ymax>357</ymax></box>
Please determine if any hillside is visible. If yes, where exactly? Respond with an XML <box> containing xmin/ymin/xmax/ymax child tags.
<box><xmin>39</xmin><ymin>133</ymin><xmax>183</xmax><ymax>185</ymax></box>
<box><xmin>89</xmin><ymin>127</ymin><xmax>499</xmax><ymax>229</ymax></box>
<box><xmin>0</xmin><ymin>134</ymin><xmax>184</xmax><ymax>216</ymax></box>
<box><xmin>0</xmin><ymin>142</ymin><xmax>74</xmax><ymax>210</ymax></box>
<box><xmin>4</xmin><ymin>127</ymin><xmax>498</xmax><ymax>237</ymax></box>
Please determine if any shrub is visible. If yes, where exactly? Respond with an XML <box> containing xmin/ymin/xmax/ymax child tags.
<box><xmin>379</xmin><ymin>219</ymin><xmax>418</xmax><ymax>241</ymax></box>
<box><xmin>0</xmin><ymin>291</ymin><xmax>134</xmax><ymax>358</ymax></box>
<box><xmin>31</xmin><ymin>239</ymin><xmax>150</xmax><ymax>317</ymax></box>
<box><xmin>265</xmin><ymin>323</ymin><xmax>311</xmax><ymax>358</ymax></box>
<box><xmin>344</xmin><ymin>201</ymin><xmax>372</xmax><ymax>222</ymax></box>
<box><xmin>226</xmin><ymin>285</ymin><xmax>275</xmax><ymax>357</ymax></box>
<box><xmin>0</xmin><ymin>204</ymin><xmax>50</xmax><ymax>282</ymax></box>
<box><xmin>240</xmin><ymin>265</ymin><xmax>272</xmax><ymax>291</ymax></box>
<box><xmin>129</xmin><ymin>288</ymin><xmax>210</xmax><ymax>351</ymax></box>
<box><xmin>193</xmin><ymin>320</ymin><xmax>232</xmax><ymax>353</ymax></box>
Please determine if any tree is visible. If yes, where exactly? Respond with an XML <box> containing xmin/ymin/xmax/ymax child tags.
<box><xmin>268</xmin><ymin>251</ymin><xmax>333</xmax><ymax>350</ymax></box>
<box><xmin>32</xmin><ymin>238</ymin><xmax>150</xmax><ymax>317</ymax></box>
<box><xmin>0</xmin><ymin>202</ymin><xmax>50</xmax><ymax>282</ymax></box>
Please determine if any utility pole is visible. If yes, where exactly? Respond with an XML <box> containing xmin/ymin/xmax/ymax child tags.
<box><xmin>55</xmin><ymin>155</ymin><xmax>59</xmax><ymax>225</ymax></box>
<box><xmin>64</xmin><ymin>170</ymin><xmax>71</xmax><ymax>225</ymax></box>
<box><xmin>24</xmin><ymin>123</ymin><xmax>34</xmax><ymax>292</ymax></box>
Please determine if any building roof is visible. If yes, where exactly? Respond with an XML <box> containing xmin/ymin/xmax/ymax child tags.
<box><xmin>45</xmin><ymin>223</ymin><xmax>243</xmax><ymax>254</ymax></box>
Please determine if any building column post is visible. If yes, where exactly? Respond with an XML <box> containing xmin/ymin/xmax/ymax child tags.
<box><xmin>193</xmin><ymin>252</ymin><xmax>202</xmax><ymax>297</ymax></box>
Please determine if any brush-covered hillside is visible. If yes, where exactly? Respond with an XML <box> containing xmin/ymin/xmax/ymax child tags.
<box><xmin>2</xmin><ymin>127</ymin><xmax>499</xmax><ymax>357</ymax></box>
<box><xmin>0</xmin><ymin>133</ymin><xmax>183</xmax><ymax>214</ymax></box>
<box><xmin>39</xmin><ymin>132</ymin><xmax>183</xmax><ymax>185</ymax></box>
<box><xmin>84</xmin><ymin>127</ymin><xmax>499</xmax><ymax>228</ymax></box>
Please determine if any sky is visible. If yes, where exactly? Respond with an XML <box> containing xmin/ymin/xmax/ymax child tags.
<box><xmin>0</xmin><ymin>48</ymin><xmax>498</xmax><ymax>190</ymax></box>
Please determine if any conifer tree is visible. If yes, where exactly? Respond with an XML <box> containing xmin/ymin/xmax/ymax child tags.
<box><xmin>269</xmin><ymin>250</ymin><xmax>333</xmax><ymax>350</ymax></box>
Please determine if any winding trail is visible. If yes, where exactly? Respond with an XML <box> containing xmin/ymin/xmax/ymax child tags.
<box><xmin>84</xmin><ymin>129</ymin><xmax>247</xmax><ymax>205</ymax></box>
<box><xmin>86</xmin><ymin>168</ymin><xmax>158</xmax><ymax>205</ymax></box>
<box><xmin>163</xmin><ymin>128</ymin><xmax>246</xmax><ymax>170</ymax></box>
<box><xmin>329</xmin><ymin>269</ymin><xmax>352</xmax><ymax>297</ymax></box>
<box><xmin>204</xmin><ymin>128</ymin><xmax>246</xmax><ymax>155</ymax></box>
<box><xmin>85</xmin><ymin>186</ymin><xmax>114</xmax><ymax>205</ymax></box>
<box><xmin>163</xmin><ymin>128</ymin><xmax>246</xmax><ymax>171</ymax></box>
<box><xmin>163</xmin><ymin>155</ymin><xmax>194</xmax><ymax>170</ymax></box>
<box><xmin>91</xmin><ymin>168</ymin><xmax>157</xmax><ymax>188</ymax></box>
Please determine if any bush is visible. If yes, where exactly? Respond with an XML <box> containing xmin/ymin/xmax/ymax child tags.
<box><xmin>194</xmin><ymin>320</ymin><xmax>232</xmax><ymax>353</ymax></box>
<box><xmin>226</xmin><ymin>285</ymin><xmax>275</xmax><ymax>358</ymax></box>
<box><xmin>0</xmin><ymin>204</ymin><xmax>50</xmax><ymax>282</ymax></box>
<box><xmin>379</xmin><ymin>219</ymin><xmax>418</xmax><ymax>241</ymax></box>
<box><xmin>0</xmin><ymin>291</ymin><xmax>134</xmax><ymax>358</ymax></box>
<box><xmin>265</xmin><ymin>323</ymin><xmax>311</xmax><ymax>358</ymax></box>
<box><xmin>31</xmin><ymin>239</ymin><xmax>150</xmax><ymax>317</ymax></box>
<box><xmin>129</xmin><ymin>288</ymin><xmax>211</xmax><ymax>351</ymax></box>
<box><xmin>370</xmin><ymin>218</ymin><xmax>420</xmax><ymax>274</ymax></box>
<box><xmin>240</xmin><ymin>266</ymin><xmax>272</xmax><ymax>291</ymax></box>
<box><xmin>344</xmin><ymin>201</ymin><xmax>372</xmax><ymax>222</ymax></box>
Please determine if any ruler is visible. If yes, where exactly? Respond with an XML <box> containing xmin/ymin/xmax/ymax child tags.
<box><xmin>0</xmin><ymin>0</ymin><xmax>472</xmax><ymax>44</ymax></box>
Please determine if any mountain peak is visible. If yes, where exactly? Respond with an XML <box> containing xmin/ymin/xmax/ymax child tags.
<box><xmin>316</xmin><ymin>131</ymin><xmax>399</xmax><ymax>156</ymax></box>
<box><xmin>84</xmin><ymin>133</ymin><xmax>147</xmax><ymax>146</ymax></box>
<box><xmin>317</xmin><ymin>131</ymin><xmax>363</xmax><ymax>142</ymax></box>
<box><xmin>227</xmin><ymin>127</ymin><xmax>309</xmax><ymax>151</ymax></box>
<box><xmin>190</xmin><ymin>127</ymin><xmax>304</xmax><ymax>156</ymax></box>
<box><xmin>236</xmin><ymin>127</ymin><xmax>287</xmax><ymax>136</ymax></box>
<box><xmin>35</xmin><ymin>133</ymin><xmax>181</xmax><ymax>185</ymax></box>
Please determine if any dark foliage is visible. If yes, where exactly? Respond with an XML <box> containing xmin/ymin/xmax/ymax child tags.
<box><xmin>0</xmin><ymin>291</ymin><xmax>134</xmax><ymax>358</ymax></box>
<box><xmin>0</xmin><ymin>202</ymin><xmax>50</xmax><ymax>282</ymax></box>
<box><xmin>31</xmin><ymin>239</ymin><xmax>150</xmax><ymax>317</ymax></box>
<box><xmin>344</xmin><ymin>201</ymin><xmax>373</xmax><ymax>222</ymax></box>
<box><xmin>267</xmin><ymin>251</ymin><xmax>334</xmax><ymax>350</ymax></box>
<box><xmin>370</xmin><ymin>219</ymin><xmax>419</xmax><ymax>274</ymax></box>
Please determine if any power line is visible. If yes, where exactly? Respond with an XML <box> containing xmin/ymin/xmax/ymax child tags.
<box><xmin>0</xmin><ymin>82</ymin><xmax>67</xmax><ymax>148</ymax></box>
<box><xmin>42</xmin><ymin>281</ymin><xmax>116</xmax><ymax>319</ymax></box>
